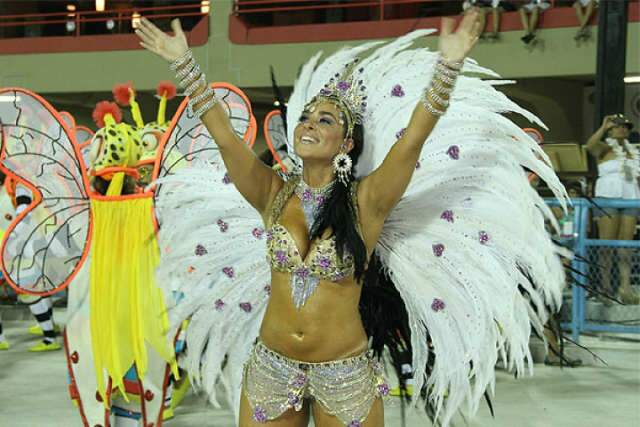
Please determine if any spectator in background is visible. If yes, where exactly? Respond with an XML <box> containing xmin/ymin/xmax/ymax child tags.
<box><xmin>574</xmin><ymin>0</ymin><xmax>598</xmax><ymax>41</ymax></box>
<box><xmin>550</xmin><ymin>181</ymin><xmax>584</xmax><ymax>239</ymax></box>
<box><xmin>586</xmin><ymin>114</ymin><xmax>640</xmax><ymax>305</ymax></box>
<box><xmin>519</xmin><ymin>0</ymin><xmax>551</xmax><ymax>45</ymax></box>
<box><xmin>463</xmin><ymin>0</ymin><xmax>515</xmax><ymax>41</ymax></box>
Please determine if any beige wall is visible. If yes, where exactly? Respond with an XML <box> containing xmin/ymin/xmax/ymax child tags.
<box><xmin>498</xmin><ymin>78</ymin><xmax>587</xmax><ymax>143</ymax></box>
<box><xmin>2</xmin><ymin>1</ymin><xmax>638</xmax><ymax>150</ymax></box>
<box><xmin>1</xmin><ymin>1</ymin><xmax>638</xmax><ymax>93</ymax></box>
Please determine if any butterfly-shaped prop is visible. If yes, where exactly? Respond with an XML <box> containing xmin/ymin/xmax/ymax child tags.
<box><xmin>263</xmin><ymin>109</ymin><xmax>298</xmax><ymax>174</ymax></box>
<box><xmin>59</xmin><ymin>110</ymin><xmax>95</xmax><ymax>147</ymax></box>
<box><xmin>0</xmin><ymin>84</ymin><xmax>256</xmax><ymax>426</ymax></box>
<box><xmin>0</xmin><ymin>84</ymin><xmax>255</xmax><ymax>296</ymax></box>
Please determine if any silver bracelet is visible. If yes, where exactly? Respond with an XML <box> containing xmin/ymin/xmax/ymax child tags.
<box><xmin>422</xmin><ymin>98</ymin><xmax>446</xmax><ymax>117</ymax></box>
<box><xmin>438</xmin><ymin>56</ymin><xmax>463</xmax><ymax>71</ymax></box>
<box><xmin>436</xmin><ymin>61</ymin><xmax>460</xmax><ymax>79</ymax></box>
<box><xmin>179</xmin><ymin>64</ymin><xmax>202</xmax><ymax>89</ymax></box>
<box><xmin>176</xmin><ymin>58</ymin><xmax>197</xmax><ymax>81</ymax></box>
<box><xmin>189</xmin><ymin>85</ymin><xmax>214</xmax><ymax>105</ymax></box>
<box><xmin>170</xmin><ymin>50</ymin><xmax>194</xmax><ymax>71</ymax></box>
<box><xmin>432</xmin><ymin>79</ymin><xmax>454</xmax><ymax>95</ymax></box>
<box><xmin>192</xmin><ymin>95</ymin><xmax>219</xmax><ymax>118</ymax></box>
<box><xmin>421</xmin><ymin>91</ymin><xmax>446</xmax><ymax>116</ymax></box>
<box><xmin>184</xmin><ymin>74</ymin><xmax>206</xmax><ymax>97</ymax></box>
<box><xmin>433</xmin><ymin>71</ymin><xmax>457</xmax><ymax>86</ymax></box>
<box><xmin>428</xmin><ymin>88</ymin><xmax>449</xmax><ymax>108</ymax></box>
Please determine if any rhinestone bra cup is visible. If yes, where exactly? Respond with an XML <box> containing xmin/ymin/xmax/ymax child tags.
<box><xmin>266</xmin><ymin>177</ymin><xmax>359</xmax><ymax>309</ymax></box>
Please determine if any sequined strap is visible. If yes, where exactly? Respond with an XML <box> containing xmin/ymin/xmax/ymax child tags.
<box><xmin>268</xmin><ymin>176</ymin><xmax>301</xmax><ymax>227</ymax></box>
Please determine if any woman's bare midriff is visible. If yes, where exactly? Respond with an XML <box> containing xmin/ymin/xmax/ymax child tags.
<box><xmin>259</xmin><ymin>271</ymin><xmax>369</xmax><ymax>362</ymax></box>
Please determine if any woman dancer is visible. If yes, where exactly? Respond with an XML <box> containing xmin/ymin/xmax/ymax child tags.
<box><xmin>136</xmin><ymin>8</ymin><xmax>567</xmax><ymax>427</ymax></box>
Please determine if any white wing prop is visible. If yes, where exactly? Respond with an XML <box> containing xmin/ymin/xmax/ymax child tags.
<box><xmin>285</xmin><ymin>31</ymin><xmax>567</xmax><ymax>425</ymax></box>
<box><xmin>153</xmin><ymin>82</ymin><xmax>267</xmax><ymax>413</ymax></box>
<box><xmin>56</xmin><ymin>111</ymin><xmax>94</xmax><ymax>169</ymax></box>
<box><xmin>0</xmin><ymin>89</ymin><xmax>92</xmax><ymax>296</ymax></box>
<box><xmin>75</xmin><ymin>126</ymin><xmax>95</xmax><ymax>170</ymax></box>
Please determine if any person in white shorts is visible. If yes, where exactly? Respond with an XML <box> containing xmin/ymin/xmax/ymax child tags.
<box><xmin>574</xmin><ymin>0</ymin><xmax>599</xmax><ymax>41</ymax></box>
<box><xmin>519</xmin><ymin>0</ymin><xmax>551</xmax><ymax>45</ymax></box>
<box><xmin>462</xmin><ymin>0</ymin><xmax>505</xmax><ymax>41</ymax></box>
<box><xmin>586</xmin><ymin>114</ymin><xmax>640</xmax><ymax>305</ymax></box>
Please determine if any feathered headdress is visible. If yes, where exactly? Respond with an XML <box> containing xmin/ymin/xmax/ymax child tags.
<box><xmin>306</xmin><ymin>60</ymin><xmax>368</xmax><ymax>138</ymax></box>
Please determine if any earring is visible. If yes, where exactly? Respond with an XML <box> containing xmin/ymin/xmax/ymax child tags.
<box><xmin>333</xmin><ymin>152</ymin><xmax>352</xmax><ymax>186</ymax></box>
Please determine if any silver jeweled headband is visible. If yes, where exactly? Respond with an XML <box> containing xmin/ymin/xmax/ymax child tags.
<box><xmin>305</xmin><ymin>60</ymin><xmax>367</xmax><ymax>138</ymax></box>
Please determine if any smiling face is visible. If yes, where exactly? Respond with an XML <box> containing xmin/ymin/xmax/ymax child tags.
<box><xmin>293</xmin><ymin>100</ymin><xmax>353</xmax><ymax>164</ymax></box>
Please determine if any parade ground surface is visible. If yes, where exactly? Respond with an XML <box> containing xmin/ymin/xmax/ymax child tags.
<box><xmin>1</xmin><ymin>315</ymin><xmax>639</xmax><ymax>427</ymax></box>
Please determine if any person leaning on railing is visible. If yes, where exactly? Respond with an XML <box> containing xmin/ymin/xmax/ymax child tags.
<box><xmin>586</xmin><ymin>114</ymin><xmax>640</xmax><ymax>305</ymax></box>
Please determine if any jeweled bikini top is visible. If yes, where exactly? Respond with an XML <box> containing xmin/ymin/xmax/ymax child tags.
<box><xmin>266</xmin><ymin>176</ymin><xmax>361</xmax><ymax>309</ymax></box>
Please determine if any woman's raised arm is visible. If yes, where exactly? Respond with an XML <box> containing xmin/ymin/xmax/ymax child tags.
<box><xmin>585</xmin><ymin>115</ymin><xmax>615</xmax><ymax>159</ymax></box>
<box><xmin>359</xmin><ymin>11</ymin><xmax>482</xmax><ymax>220</ymax></box>
<box><xmin>136</xmin><ymin>18</ymin><xmax>280</xmax><ymax>214</ymax></box>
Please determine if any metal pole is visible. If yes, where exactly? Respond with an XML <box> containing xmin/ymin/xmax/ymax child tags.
<box><xmin>588</xmin><ymin>1</ymin><xmax>629</xmax><ymax>185</ymax></box>
<box><xmin>577</xmin><ymin>200</ymin><xmax>591</xmax><ymax>339</ymax></box>
<box><xmin>594</xmin><ymin>0</ymin><xmax>629</xmax><ymax>124</ymax></box>
<box><xmin>571</xmin><ymin>199</ymin><xmax>585</xmax><ymax>342</ymax></box>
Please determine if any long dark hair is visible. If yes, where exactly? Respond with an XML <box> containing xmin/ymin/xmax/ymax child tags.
<box><xmin>309</xmin><ymin>123</ymin><xmax>367</xmax><ymax>279</ymax></box>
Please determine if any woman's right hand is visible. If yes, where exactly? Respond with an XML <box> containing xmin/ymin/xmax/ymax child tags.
<box><xmin>601</xmin><ymin>114</ymin><xmax>617</xmax><ymax>131</ymax></box>
<box><xmin>135</xmin><ymin>18</ymin><xmax>189</xmax><ymax>63</ymax></box>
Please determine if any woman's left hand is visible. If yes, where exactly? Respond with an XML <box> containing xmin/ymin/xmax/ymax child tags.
<box><xmin>439</xmin><ymin>8</ymin><xmax>483</xmax><ymax>63</ymax></box>
<box><xmin>135</xmin><ymin>18</ymin><xmax>189</xmax><ymax>63</ymax></box>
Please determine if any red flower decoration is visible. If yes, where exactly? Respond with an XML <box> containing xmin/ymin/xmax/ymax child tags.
<box><xmin>157</xmin><ymin>81</ymin><xmax>177</xmax><ymax>100</ymax></box>
<box><xmin>112</xmin><ymin>82</ymin><xmax>133</xmax><ymax>106</ymax></box>
<box><xmin>92</xmin><ymin>101</ymin><xmax>122</xmax><ymax>128</ymax></box>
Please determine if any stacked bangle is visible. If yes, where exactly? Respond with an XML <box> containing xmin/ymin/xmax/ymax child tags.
<box><xmin>193</xmin><ymin>95</ymin><xmax>219</xmax><ymax>118</ymax></box>
<box><xmin>427</xmin><ymin>88</ymin><xmax>449</xmax><ymax>109</ymax></box>
<box><xmin>170</xmin><ymin>50</ymin><xmax>194</xmax><ymax>72</ymax></box>
<box><xmin>422</xmin><ymin>54</ymin><xmax>462</xmax><ymax>117</ymax></box>
<box><xmin>184</xmin><ymin>73</ymin><xmax>206</xmax><ymax>97</ymax></box>
<box><xmin>438</xmin><ymin>56</ymin><xmax>463</xmax><ymax>70</ymax></box>
<box><xmin>170</xmin><ymin>49</ymin><xmax>219</xmax><ymax>118</ymax></box>
<box><xmin>177</xmin><ymin>59</ymin><xmax>198</xmax><ymax>81</ymax></box>
<box><xmin>190</xmin><ymin>87</ymin><xmax>214</xmax><ymax>106</ymax></box>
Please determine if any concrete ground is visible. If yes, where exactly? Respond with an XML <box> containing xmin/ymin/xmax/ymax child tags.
<box><xmin>1</xmin><ymin>316</ymin><xmax>639</xmax><ymax>427</ymax></box>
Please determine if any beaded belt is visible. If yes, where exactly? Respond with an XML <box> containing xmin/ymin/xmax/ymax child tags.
<box><xmin>242</xmin><ymin>340</ymin><xmax>389</xmax><ymax>426</ymax></box>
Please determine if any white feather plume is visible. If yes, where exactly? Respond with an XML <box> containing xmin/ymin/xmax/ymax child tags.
<box><xmin>282</xmin><ymin>30</ymin><xmax>567</xmax><ymax>425</ymax></box>
<box><xmin>157</xmin><ymin>30</ymin><xmax>567</xmax><ymax>427</ymax></box>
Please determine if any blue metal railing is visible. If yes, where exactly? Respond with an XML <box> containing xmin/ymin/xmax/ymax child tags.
<box><xmin>546</xmin><ymin>197</ymin><xmax>640</xmax><ymax>342</ymax></box>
